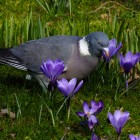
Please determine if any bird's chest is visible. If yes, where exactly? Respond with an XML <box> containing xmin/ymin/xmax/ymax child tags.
<box><xmin>62</xmin><ymin>55</ymin><xmax>98</xmax><ymax>79</ymax></box>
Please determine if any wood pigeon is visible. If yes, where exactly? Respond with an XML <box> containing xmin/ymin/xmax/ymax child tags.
<box><xmin>0</xmin><ymin>32</ymin><xmax>109</xmax><ymax>90</ymax></box>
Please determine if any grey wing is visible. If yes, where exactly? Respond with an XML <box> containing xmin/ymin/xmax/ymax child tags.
<box><xmin>11</xmin><ymin>35</ymin><xmax>81</xmax><ymax>72</ymax></box>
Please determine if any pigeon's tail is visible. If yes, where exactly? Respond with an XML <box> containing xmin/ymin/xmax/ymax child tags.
<box><xmin>0</xmin><ymin>48</ymin><xmax>27</xmax><ymax>71</ymax></box>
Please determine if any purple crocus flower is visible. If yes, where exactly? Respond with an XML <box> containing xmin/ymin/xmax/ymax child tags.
<box><xmin>91</xmin><ymin>100</ymin><xmax>104</xmax><ymax>114</ymax></box>
<box><xmin>57</xmin><ymin>78</ymin><xmax>83</xmax><ymax>119</ymax></box>
<box><xmin>40</xmin><ymin>59</ymin><xmax>65</xmax><ymax>87</ymax></box>
<box><xmin>137</xmin><ymin>52</ymin><xmax>140</xmax><ymax>62</ymax></box>
<box><xmin>77</xmin><ymin>101</ymin><xmax>98</xmax><ymax>130</ymax></box>
<box><xmin>119</xmin><ymin>51</ymin><xmax>139</xmax><ymax>94</ymax></box>
<box><xmin>103</xmin><ymin>38</ymin><xmax>122</xmax><ymax>62</ymax></box>
<box><xmin>57</xmin><ymin>78</ymin><xmax>83</xmax><ymax>97</ymax></box>
<box><xmin>108</xmin><ymin>110</ymin><xmax>130</xmax><ymax>135</ymax></box>
<box><xmin>129</xmin><ymin>134</ymin><xmax>140</xmax><ymax>140</ymax></box>
<box><xmin>119</xmin><ymin>51</ymin><xmax>139</xmax><ymax>75</ymax></box>
<box><xmin>91</xmin><ymin>133</ymin><xmax>100</xmax><ymax>140</ymax></box>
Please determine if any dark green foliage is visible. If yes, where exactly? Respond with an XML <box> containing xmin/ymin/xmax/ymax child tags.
<box><xmin>0</xmin><ymin>65</ymin><xmax>140</xmax><ymax>139</ymax></box>
<box><xmin>0</xmin><ymin>1</ymin><xmax>140</xmax><ymax>139</ymax></box>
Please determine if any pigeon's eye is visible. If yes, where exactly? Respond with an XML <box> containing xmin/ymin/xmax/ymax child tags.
<box><xmin>97</xmin><ymin>41</ymin><xmax>100</xmax><ymax>44</ymax></box>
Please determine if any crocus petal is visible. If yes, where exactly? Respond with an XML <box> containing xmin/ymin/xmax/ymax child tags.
<box><xmin>109</xmin><ymin>43</ymin><xmax>117</xmax><ymax>56</ymax></box>
<box><xmin>108</xmin><ymin>39</ymin><xmax>117</xmax><ymax>52</ymax></box>
<box><xmin>88</xmin><ymin>120</ymin><xmax>94</xmax><ymax>130</ymax></box>
<box><xmin>40</xmin><ymin>61</ymin><xmax>51</xmax><ymax>78</ymax></box>
<box><xmin>45</xmin><ymin>60</ymin><xmax>54</xmax><ymax>76</ymax></box>
<box><xmin>89</xmin><ymin>106</ymin><xmax>98</xmax><ymax>114</ymax></box>
<box><xmin>108</xmin><ymin>112</ymin><xmax>116</xmax><ymax>128</ymax></box>
<box><xmin>88</xmin><ymin>115</ymin><xmax>98</xmax><ymax>130</ymax></box>
<box><xmin>123</xmin><ymin>63</ymin><xmax>133</xmax><ymax>74</ymax></box>
<box><xmin>109</xmin><ymin>38</ymin><xmax>117</xmax><ymax>48</ymax></box>
<box><xmin>83</xmin><ymin>102</ymin><xmax>89</xmax><ymax>114</ymax></box>
<box><xmin>136</xmin><ymin>52</ymin><xmax>140</xmax><ymax>62</ymax></box>
<box><xmin>54</xmin><ymin>59</ymin><xmax>62</xmax><ymax>64</ymax></box>
<box><xmin>51</xmin><ymin>63</ymin><xmax>64</xmax><ymax>80</ymax></box>
<box><xmin>114</xmin><ymin>110</ymin><xmax>122</xmax><ymax>121</ymax></box>
<box><xmin>122</xmin><ymin>52</ymin><xmax>131</xmax><ymax>62</ymax></box>
<box><xmin>119</xmin><ymin>53</ymin><xmax>125</xmax><ymax>67</ymax></box>
<box><xmin>89</xmin><ymin>115</ymin><xmax>98</xmax><ymax>124</ymax></box>
<box><xmin>67</xmin><ymin>78</ymin><xmax>77</xmax><ymax>95</ymax></box>
<box><xmin>125</xmin><ymin>51</ymin><xmax>133</xmax><ymax>62</ymax></box>
<box><xmin>53</xmin><ymin>61</ymin><xmax>65</xmax><ymax>78</ymax></box>
<box><xmin>129</xmin><ymin>134</ymin><xmax>137</xmax><ymax>140</ymax></box>
<box><xmin>124</xmin><ymin>51</ymin><xmax>138</xmax><ymax>65</ymax></box>
<box><xmin>76</xmin><ymin>111</ymin><xmax>85</xmax><ymax>117</ymax></box>
<box><xmin>132</xmin><ymin>53</ymin><xmax>139</xmax><ymax>66</ymax></box>
<box><xmin>117</xmin><ymin>112</ymin><xmax>130</xmax><ymax>127</ymax></box>
<box><xmin>91</xmin><ymin>100</ymin><xmax>99</xmax><ymax>114</ymax></box>
<box><xmin>57</xmin><ymin>80</ymin><xmax>69</xmax><ymax>96</ymax></box>
<box><xmin>91</xmin><ymin>100</ymin><xmax>96</xmax><ymax>107</ymax></box>
<box><xmin>110</xmin><ymin>42</ymin><xmax>122</xmax><ymax>58</ymax></box>
<box><xmin>60</xmin><ymin>78</ymin><xmax>69</xmax><ymax>85</ymax></box>
<box><xmin>97</xmin><ymin>101</ymin><xmax>104</xmax><ymax>113</ymax></box>
<box><xmin>91</xmin><ymin>133</ymin><xmax>99</xmax><ymax>140</ymax></box>
<box><xmin>113</xmin><ymin>110</ymin><xmax>125</xmax><ymax>131</ymax></box>
<box><xmin>73</xmin><ymin>80</ymin><xmax>84</xmax><ymax>94</ymax></box>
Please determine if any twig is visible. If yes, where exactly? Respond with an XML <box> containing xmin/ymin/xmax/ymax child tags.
<box><xmin>88</xmin><ymin>1</ymin><xmax>135</xmax><ymax>14</ymax></box>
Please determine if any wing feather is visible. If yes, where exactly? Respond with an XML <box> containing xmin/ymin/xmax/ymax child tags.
<box><xmin>11</xmin><ymin>35</ymin><xmax>81</xmax><ymax>72</ymax></box>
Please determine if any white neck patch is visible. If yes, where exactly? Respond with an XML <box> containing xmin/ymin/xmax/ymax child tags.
<box><xmin>79</xmin><ymin>37</ymin><xmax>90</xmax><ymax>56</ymax></box>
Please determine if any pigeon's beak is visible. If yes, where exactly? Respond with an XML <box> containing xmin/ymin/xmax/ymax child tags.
<box><xmin>103</xmin><ymin>47</ymin><xmax>109</xmax><ymax>57</ymax></box>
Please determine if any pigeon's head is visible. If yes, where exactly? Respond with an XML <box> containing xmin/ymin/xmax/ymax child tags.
<box><xmin>84</xmin><ymin>32</ymin><xmax>109</xmax><ymax>58</ymax></box>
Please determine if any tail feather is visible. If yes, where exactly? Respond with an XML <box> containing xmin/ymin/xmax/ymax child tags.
<box><xmin>0</xmin><ymin>48</ymin><xmax>27</xmax><ymax>71</ymax></box>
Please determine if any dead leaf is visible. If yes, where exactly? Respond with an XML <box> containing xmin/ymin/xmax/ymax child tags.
<box><xmin>101</xmin><ymin>136</ymin><xmax>109</xmax><ymax>140</ymax></box>
<box><xmin>0</xmin><ymin>108</ymin><xmax>15</xmax><ymax>119</ymax></box>
<box><xmin>9</xmin><ymin>133</ymin><xmax>16</xmax><ymax>138</ymax></box>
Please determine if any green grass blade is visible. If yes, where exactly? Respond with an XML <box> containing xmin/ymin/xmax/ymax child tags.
<box><xmin>112</xmin><ymin>13</ymin><xmax>117</xmax><ymax>35</ymax></box>
<box><xmin>9</xmin><ymin>16</ymin><xmax>14</xmax><ymax>47</ymax></box>
<box><xmin>39</xmin><ymin>104</ymin><xmax>43</xmax><ymax>124</ymax></box>
<box><xmin>39</xmin><ymin>95</ymin><xmax>55</xmax><ymax>127</ymax></box>
<box><xmin>5</xmin><ymin>17</ymin><xmax>8</xmax><ymax>48</ymax></box>
<box><xmin>36</xmin><ymin>0</ymin><xmax>47</xmax><ymax>12</ymax></box>
<box><xmin>14</xmin><ymin>94</ymin><xmax>22</xmax><ymax>118</ymax></box>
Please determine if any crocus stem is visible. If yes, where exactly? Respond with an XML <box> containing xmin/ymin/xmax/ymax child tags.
<box><xmin>49</xmin><ymin>91</ymin><xmax>52</xmax><ymax>100</ymax></box>
<box><xmin>126</xmin><ymin>80</ymin><xmax>128</xmax><ymax>95</ymax></box>
<box><xmin>117</xmin><ymin>134</ymin><xmax>121</xmax><ymax>140</ymax></box>
<box><xmin>106</xmin><ymin>61</ymin><xmax>109</xmax><ymax>71</ymax></box>
<box><xmin>125</xmin><ymin>74</ymin><xmax>129</xmax><ymax>95</ymax></box>
<box><xmin>67</xmin><ymin>98</ymin><xmax>71</xmax><ymax>120</ymax></box>
<box><xmin>48</xmin><ymin>84</ymin><xmax>55</xmax><ymax>100</ymax></box>
<box><xmin>48</xmin><ymin>83</ymin><xmax>53</xmax><ymax>100</ymax></box>
<box><xmin>105</xmin><ymin>62</ymin><xmax>109</xmax><ymax>76</ymax></box>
